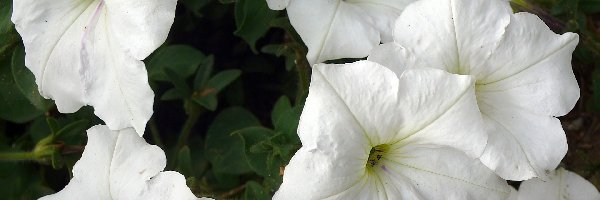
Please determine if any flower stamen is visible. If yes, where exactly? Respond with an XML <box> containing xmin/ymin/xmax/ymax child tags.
<box><xmin>366</xmin><ymin>144</ymin><xmax>389</xmax><ymax>168</ymax></box>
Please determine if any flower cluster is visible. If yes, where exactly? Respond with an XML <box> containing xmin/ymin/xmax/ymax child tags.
<box><xmin>272</xmin><ymin>0</ymin><xmax>600</xmax><ymax>198</ymax></box>
<box><xmin>9</xmin><ymin>0</ymin><xmax>600</xmax><ymax>198</ymax></box>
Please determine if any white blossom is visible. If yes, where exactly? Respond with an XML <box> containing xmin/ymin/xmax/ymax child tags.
<box><xmin>39</xmin><ymin>125</ymin><xmax>203</xmax><ymax>200</ymax></box>
<box><xmin>274</xmin><ymin>61</ymin><xmax>510</xmax><ymax>199</ymax></box>
<box><xmin>369</xmin><ymin>0</ymin><xmax>579</xmax><ymax>181</ymax></box>
<box><xmin>11</xmin><ymin>0</ymin><xmax>177</xmax><ymax>135</ymax></box>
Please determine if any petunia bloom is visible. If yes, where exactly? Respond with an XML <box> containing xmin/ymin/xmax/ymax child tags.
<box><xmin>368</xmin><ymin>0</ymin><xmax>579</xmax><ymax>181</ymax></box>
<box><xmin>516</xmin><ymin>168</ymin><xmax>600</xmax><ymax>200</ymax></box>
<box><xmin>11</xmin><ymin>0</ymin><xmax>177</xmax><ymax>135</ymax></box>
<box><xmin>274</xmin><ymin>61</ymin><xmax>510</xmax><ymax>199</ymax></box>
<box><xmin>39</xmin><ymin>125</ymin><xmax>204</xmax><ymax>200</ymax></box>
<box><xmin>269</xmin><ymin>0</ymin><xmax>414</xmax><ymax>64</ymax></box>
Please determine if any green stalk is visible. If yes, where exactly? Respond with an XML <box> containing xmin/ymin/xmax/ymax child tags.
<box><xmin>176</xmin><ymin>106</ymin><xmax>202</xmax><ymax>151</ymax></box>
<box><xmin>149</xmin><ymin>119</ymin><xmax>164</xmax><ymax>148</ymax></box>
<box><xmin>0</xmin><ymin>151</ymin><xmax>37</xmax><ymax>161</ymax></box>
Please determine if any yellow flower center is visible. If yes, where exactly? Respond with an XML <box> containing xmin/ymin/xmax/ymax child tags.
<box><xmin>366</xmin><ymin>144</ymin><xmax>389</xmax><ymax>168</ymax></box>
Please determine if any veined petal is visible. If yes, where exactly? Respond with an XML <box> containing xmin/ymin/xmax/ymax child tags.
<box><xmin>394</xmin><ymin>69</ymin><xmax>485</xmax><ymax>158</ymax></box>
<box><xmin>477</xmin><ymin>82</ymin><xmax>569</xmax><ymax>180</ymax></box>
<box><xmin>383</xmin><ymin>146</ymin><xmax>510</xmax><ymax>199</ymax></box>
<box><xmin>517</xmin><ymin>168</ymin><xmax>600</xmax><ymax>200</ymax></box>
<box><xmin>476</xmin><ymin>13</ymin><xmax>579</xmax><ymax>116</ymax></box>
<box><xmin>308</xmin><ymin>61</ymin><xmax>401</xmax><ymax>145</ymax></box>
<box><xmin>273</xmin><ymin>148</ymin><xmax>369</xmax><ymax>200</ymax></box>
<box><xmin>371</xmin><ymin>0</ymin><xmax>511</xmax><ymax>74</ymax></box>
<box><xmin>11</xmin><ymin>0</ymin><xmax>176</xmax><ymax>135</ymax></box>
<box><xmin>85</xmin><ymin>16</ymin><xmax>154</xmax><ymax>135</ymax></box>
<box><xmin>39</xmin><ymin>125</ymin><xmax>200</xmax><ymax>200</ymax></box>
<box><xmin>104</xmin><ymin>0</ymin><xmax>176</xmax><ymax>60</ymax></box>
<box><xmin>369</xmin><ymin>0</ymin><xmax>579</xmax><ymax>180</ymax></box>
<box><xmin>286</xmin><ymin>0</ymin><xmax>414</xmax><ymax>64</ymax></box>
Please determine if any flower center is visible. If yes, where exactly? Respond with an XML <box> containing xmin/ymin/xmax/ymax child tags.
<box><xmin>366</xmin><ymin>144</ymin><xmax>389</xmax><ymax>168</ymax></box>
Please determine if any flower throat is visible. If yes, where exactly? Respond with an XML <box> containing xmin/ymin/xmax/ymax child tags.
<box><xmin>366</xmin><ymin>144</ymin><xmax>389</xmax><ymax>168</ymax></box>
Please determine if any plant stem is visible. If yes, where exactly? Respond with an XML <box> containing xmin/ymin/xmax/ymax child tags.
<box><xmin>218</xmin><ymin>183</ymin><xmax>247</xmax><ymax>199</ymax></box>
<box><xmin>510</xmin><ymin>0</ymin><xmax>532</xmax><ymax>10</ymax></box>
<box><xmin>149</xmin><ymin>119</ymin><xmax>164</xmax><ymax>148</ymax></box>
<box><xmin>290</xmin><ymin>41</ymin><xmax>311</xmax><ymax>104</ymax></box>
<box><xmin>176</xmin><ymin>107</ymin><xmax>202</xmax><ymax>150</ymax></box>
<box><xmin>0</xmin><ymin>151</ymin><xmax>37</xmax><ymax>161</ymax></box>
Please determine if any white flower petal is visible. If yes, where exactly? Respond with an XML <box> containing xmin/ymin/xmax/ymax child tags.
<box><xmin>507</xmin><ymin>187</ymin><xmax>519</xmax><ymax>200</ymax></box>
<box><xmin>307</xmin><ymin>61</ymin><xmax>401</xmax><ymax>145</ymax></box>
<box><xmin>394</xmin><ymin>68</ymin><xmax>485</xmax><ymax>158</ymax></box>
<box><xmin>517</xmin><ymin>168</ymin><xmax>600</xmax><ymax>200</ymax></box>
<box><xmin>39</xmin><ymin>125</ymin><xmax>199</xmax><ymax>200</ymax></box>
<box><xmin>11</xmin><ymin>0</ymin><xmax>177</xmax><ymax>135</ymax></box>
<box><xmin>276</xmin><ymin>61</ymin><xmax>501</xmax><ymax>198</ymax></box>
<box><xmin>476</xmin><ymin>13</ymin><xmax>579</xmax><ymax>116</ymax></box>
<box><xmin>477</xmin><ymin>88</ymin><xmax>568</xmax><ymax>180</ymax></box>
<box><xmin>286</xmin><ymin>0</ymin><xmax>414</xmax><ymax>64</ymax></box>
<box><xmin>369</xmin><ymin>0</ymin><xmax>579</xmax><ymax>180</ymax></box>
<box><xmin>266</xmin><ymin>0</ymin><xmax>289</xmax><ymax>10</ymax></box>
<box><xmin>105</xmin><ymin>0</ymin><xmax>176</xmax><ymax>60</ymax></box>
<box><xmin>273</xmin><ymin>148</ymin><xmax>369</xmax><ymax>200</ymax></box>
<box><xmin>370</xmin><ymin>0</ymin><xmax>511</xmax><ymax>73</ymax></box>
<box><xmin>383</xmin><ymin>146</ymin><xmax>510</xmax><ymax>199</ymax></box>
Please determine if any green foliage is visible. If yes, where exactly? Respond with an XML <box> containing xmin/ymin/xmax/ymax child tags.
<box><xmin>0</xmin><ymin>49</ymin><xmax>45</xmax><ymax>123</ymax></box>
<box><xmin>234</xmin><ymin>0</ymin><xmax>279</xmax><ymax>52</ymax></box>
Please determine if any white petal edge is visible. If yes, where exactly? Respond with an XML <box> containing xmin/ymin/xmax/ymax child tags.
<box><xmin>286</xmin><ymin>0</ymin><xmax>414</xmax><ymax>64</ymax></box>
<box><xmin>517</xmin><ymin>168</ymin><xmax>600</xmax><ymax>200</ymax></box>
<box><xmin>39</xmin><ymin>125</ymin><xmax>201</xmax><ymax>200</ymax></box>
<box><xmin>266</xmin><ymin>0</ymin><xmax>289</xmax><ymax>10</ymax></box>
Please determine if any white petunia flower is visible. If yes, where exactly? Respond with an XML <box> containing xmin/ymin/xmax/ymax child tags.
<box><xmin>11</xmin><ymin>0</ymin><xmax>177</xmax><ymax>135</ymax></box>
<box><xmin>274</xmin><ymin>61</ymin><xmax>510</xmax><ymax>199</ymax></box>
<box><xmin>517</xmin><ymin>168</ymin><xmax>600</xmax><ymax>200</ymax></box>
<box><xmin>269</xmin><ymin>0</ymin><xmax>414</xmax><ymax>64</ymax></box>
<box><xmin>368</xmin><ymin>0</ymin><xmax>580</xmax><ymax>181</ymax></box>
<box><xmin>39</xmin><ymin>125</ymin><xmax>204</xmax><ymax>200</ymax></box>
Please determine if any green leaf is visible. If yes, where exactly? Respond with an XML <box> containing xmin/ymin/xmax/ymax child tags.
<box><xmin>273</xmin><ymin>105</ymin><xmax>302</xmax><ymax>136</ymax></box>
<box><xmin>191</xmin><ymin>93</ymin><xmax>218</xmax><ymax>111</ymax></box>
<box><xmin>580</xmin><ymin>0</ymin><xmax>600</xmax><ymax>13</ymax></box>
<box><xmin>193</xmin><ymin>55</ymin><xmax>215</xmax><ymax>90</ymax></box>
<box><xmin>0</xmin><ymin>0</ymin><xmax>12</xmax><ymax>34</ymax></box>
<box><xmin>261</xmin><ymin>44</ymin><xmax>288</xmax><ymax>57</ymax></box>
<box><xmin>190</xmin><ymin>68</ymin><xmax>240</xmax><ymax>111</ymax></box>
<box><xmin>271</xmin><ymin>96</ymin><xmax>292</xmax><ymax>126</ymax></box>
<box><xmin>234</xmin><ymin>126</ymin><xmax>276</xmax><ymax>177</ymax></box>
<box><xmin>11</xmin><ymin>45</ymin><xmax>53</xmax><ymax>111</ymax></box>
<box><xmin>243</xmin><ymin>181</ymin><xmax>269</xmax><ymax>200</ymax></box>
<box><xmin>46</xmin><ymin>117</ymin><xmax>60</xmax><ymax>135</ymax></box>
<box><xmin>206</xmin><ymin>69</ymin><xmax>242</xmax><ymax>92</ymax></box>
<box><xmin>0</xmin><ymin>0</ymin><xmax>18</xmax><ymax>60</ymax></box>
<box><xmin>55</xmin><ymin>119</ymin><xmax>89</xmax><ymax>144</ymax></box>
<box><xmin>160</xmin><ymin>88</ymin><xmax>186</xmax><ymax>101</ymax></box>
<box><xmin>0</xmin><ymin>53</ymin><xmax>44</xmax><ymax>123</ymax></box>
<box><xmin>182</xmin><ymin>0</ymin><xmax>211</xmax><ymax>17</ymax></box>
<box><xmin>165</xmin><ymin>68</ymin><xmax>193</xmax><ymax>97</ymax></box>
<box><xmin>147</xmin><ymin>45</ymin><xmax>206</xmax><ymax>82</ymax></box>
<box><xmin>205</xmin><ymin>107</ymin><xmax>260</xmax><ymax>174</ymax></box>
<box><xmin>234</xmin><ymin>0</ymin><xmax>278</xmax><ymax>52</ymax></box>
<box><xmin>176</xmin><ymin>146</ymin><xmax>194</xmax><ymax>177</ymax></box>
